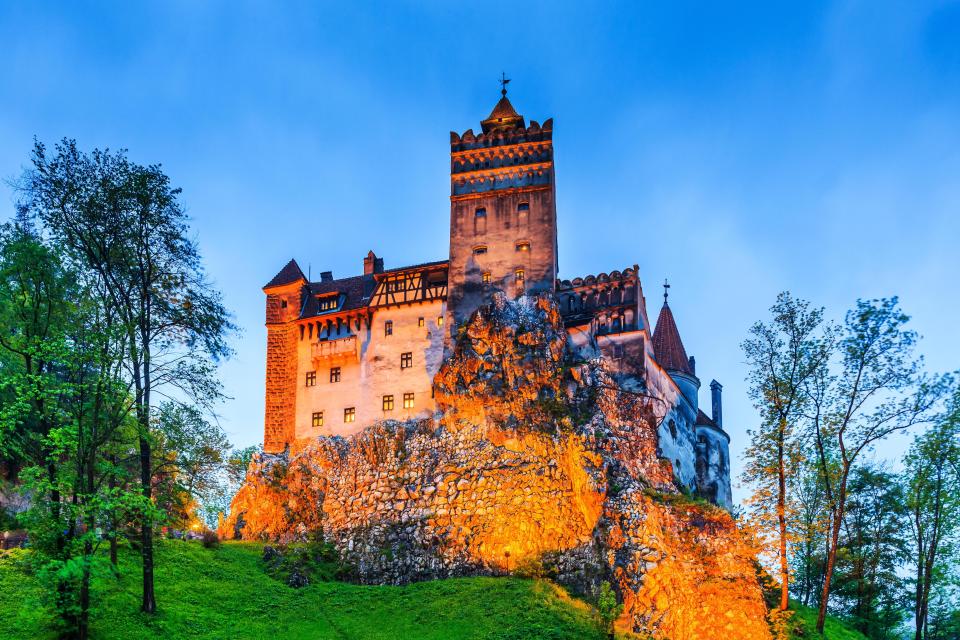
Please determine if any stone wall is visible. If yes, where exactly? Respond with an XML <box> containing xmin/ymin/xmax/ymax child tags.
<box><xmin>226</xmin><ymin>294</ymin><xmax>769</xmax><ymax>639</ymax></box>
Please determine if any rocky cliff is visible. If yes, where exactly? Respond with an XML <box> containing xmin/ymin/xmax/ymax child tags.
<box><xmin>223</xmin><ymin>294</ymin><xmax>770</xmax><ymax>639</ymax></box>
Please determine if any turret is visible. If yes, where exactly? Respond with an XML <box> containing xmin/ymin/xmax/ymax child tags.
<box><xmin>652</xmin><ymin>284</ymin><xmax>700</xmax><ymax>411</ymax></box>
<box><xmin>446</xmin><ymin>78</ymin><xmax>558</xmax><ymax>335</ymax></box>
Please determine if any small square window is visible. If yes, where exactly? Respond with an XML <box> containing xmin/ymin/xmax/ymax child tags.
<box><xmin>312</xmin><ymin>411</ymin><xmax>324</xmax><ymax>427</ymax></box>
<box><xmin>305</xmin><ymin>371</ymin><xmax>316</xmax><ymax>387</ymax></box>
<box><xmin>280</xmin><ymin>300</ymin><xmax>288</xmax><ymax>309</ymax></box>
<box><xmin>482</xmin><ymin>272</ymin><xmax>491</xmax><ymax>284</ymax></box>
<box><xmin>436</xmin><ymin>316</ymin><xmax>444</xmax><ymax>327</ymax></box>
<box><xmin>515</xmin><ymin>269</ymin><xmax>525</xmax><ymax>282</ymax></box>
<box><xmin>516</xmin><ymin>242</ymin><xmax>530</xmax><ymax>252</ymax></box>
<box><xmin>384</xmin><ymin>320</ymin><xmax>393</xmax><ymax>336</ymax></box>
<box><xmin>330</xmin><ymin>367</ymin><xmax>341</xmax><ymax>383</ymax></box>
<box><xmin>475</xmin><ymin>207</ymin><xmax>486</xmax><ymax>217</ymax></box>
<box><xmin>400</xmin><ymin>352</ymin><xmax>412</xmax><ymax>369</ymax></box>
<box><xmin>418</xmin><ymin>317</ymin><xmax>425</xmax><ymax>327</ymax></box>
<box><xmin>403</xmin><ymin>393</ymin><xmax>415</xmax><ymax>409</ymax></box>
<box><xmin>518</xmin><ymin>202</ymin><xmax>529</xmax><ymax>212</ymax></box>
<box><xmin>382</xmin><ymin>395</ymin><xmax>394</xmax><ymax>411</ymax></box>
<box><xmin>344</xmin><ymin>407</ymin><xmax>356</xmax><ymax>423</ymax></box>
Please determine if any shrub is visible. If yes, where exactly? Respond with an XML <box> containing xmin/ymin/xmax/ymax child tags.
<box><xmin>201</xmin><ymin>530</ymin><xmax>220</xmax><ymax>549</ymax></box>
<box><xmin>597</xmin><ymin>581</ymin><xmax>623</xmax><ymax>637</ymax></box>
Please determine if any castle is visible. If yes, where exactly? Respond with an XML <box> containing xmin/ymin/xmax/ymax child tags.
<box><xmin>261</xmin><ymin>87</ymin><xmax>732</xmax><ymax>509</ymax></box>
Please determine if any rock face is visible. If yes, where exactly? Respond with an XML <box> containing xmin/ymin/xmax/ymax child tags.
<box><xmin>224</xmin><ymin>294</ymin><xmax>770</xmax><ymax>639</ymax></box>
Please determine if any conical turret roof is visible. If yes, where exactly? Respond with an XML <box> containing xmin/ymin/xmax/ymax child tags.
<box><xmin>264</xmin><ymin>258</ymin><xmax>306</xmax><ymax>289</ymax></box>
<box><xmin>653</xmin><ymin>301</ymin><xmax>693</xmax><ymax>375</ymax></box>
<box><xmin>481</xmin><ymin>94</ymin><xmax>525</xmax><ymax>134</ymax></box>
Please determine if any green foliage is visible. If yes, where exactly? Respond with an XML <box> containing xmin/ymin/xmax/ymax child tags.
<box><xmin>787</xmin><ymin>601</ymin><xmax>868</xmax><ymax>640</ymax></box>
<box><xmin>0</xmin><ymin>540</ymin><xmax>609</xmax><ymax>639</ymax></box>
<box><xmin>596</xmin><ymin>580</ymin><xmax>622</xmax><ymax>635</ymax></box>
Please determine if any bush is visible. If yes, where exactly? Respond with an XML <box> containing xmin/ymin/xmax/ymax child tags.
<box><xmin>201</xmin><ymin>530</ymin><xmax>220</xmax><ymax>549</ymax></box>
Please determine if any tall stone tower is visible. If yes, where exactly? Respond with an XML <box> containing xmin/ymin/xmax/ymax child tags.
<box><xmin>446</xmin><ymin>86</ymin><xmax>557</xmax><ymax>331</ymax></box>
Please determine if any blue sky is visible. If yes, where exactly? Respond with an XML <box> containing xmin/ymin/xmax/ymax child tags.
<box><xmin>2</xmin><ymin>2</ymin><xmax>958</xmax><ymax>502</ymax></box>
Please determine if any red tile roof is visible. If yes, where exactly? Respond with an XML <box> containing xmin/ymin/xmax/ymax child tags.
<box><xmin>652</xmin><ymin>302</ymin><xmax>693</xmax><ymax>375</ymax></box>
<box><xmin>264</xmin><ymin>259</ymin><xmax>306</xmax><ymax>289</ymax></box>
<box><xmin>695</xmin><ymin>409</ymin><xmax>718</xmax><ymax>428</ymax></box>
<box><xmin>481</xmin><ymin>96</ymin><xmax>525</xmax><ymax>133</ymax></box>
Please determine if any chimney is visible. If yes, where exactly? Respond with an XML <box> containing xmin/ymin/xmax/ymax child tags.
<box><xmin>320</xmin><ymin>271</ymin><xmax>333</xmax><ymax>283</ymax></box>
<box><xmin>710</xmin><ymin>380</ymin><xmax>723</xmax><ymax>428</ymax></box>
<box><xmin>364</xmin><ymin>251</ymin><xmax>384</xmax><ymax>275</ymax></box>
<box><xmin>688</xmin><ymin>356</ymin><xmax>696</xmax><ymax>375</ymax></box>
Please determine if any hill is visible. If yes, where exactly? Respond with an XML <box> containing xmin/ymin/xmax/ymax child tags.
<box><xmin>0</xmin><ymin>539</ymin><xmax>608</xmax><ymax>640</ymax></box>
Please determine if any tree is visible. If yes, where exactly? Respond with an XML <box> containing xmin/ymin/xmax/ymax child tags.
<box><xmin>19</xmin><ymin>139</ymin><xmax>234</xmax><ymax>614</ymax></box>
<box><xmin>596</xmin><ymin>580</ymin><xmax>623</xmax><ymax>639</ymax></box>
<box><xmin>831</xmin><ymin>464</ymin><xmax>908</xmax><ymax>639</ymax></box>
<box><xmin>741</xmin><ymin>292</ymin><xmax>831</xmax><ymax>611</ymax></box>
<box><xmin>903</xmin><ymin>389</ymin><xmax>960</xmax><ymax>640</ymax></box>
<box><xmin>787</xmin><ymin>454</ymin><xmax>830</xmax><ymax>608</ymax></box>
<box><xmin>806</xmin><ymin>298</ymin><xmax>949</xmax><ymax>633</ymax></box>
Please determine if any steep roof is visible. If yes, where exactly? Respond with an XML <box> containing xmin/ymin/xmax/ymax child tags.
<box><xmin>264</xmin><ymin>259</ymin><xmax>306</xmax><ymax>289</ymax></box>
<box><xmin>652</xmin><ymin>302</ymin><xmax>693</xmax><ymax>375</ymax></box>
<box><xmin>301</xmin><ymin>274</ymin><xmax>375</xmax><ymax>316</ymax></box>
<box><xmin>481</xmin><ymin>95</ymin><xmax>525</xmax><ymax>134</ymax></box>
<box><xmin>695</xmin><ymin>409</ymin><xmax>718</xmax><ymax>428</ymax></box>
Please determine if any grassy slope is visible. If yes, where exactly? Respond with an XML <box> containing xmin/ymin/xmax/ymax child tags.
<box><xmin>0</xmin><ymin>540</ymin><xmax>606</xmax><ymax>640</ymax></box>
<box><xmin>789</xmin><ymin>601</ymin><xmax>869</xmax><ymax>640</ymax></box>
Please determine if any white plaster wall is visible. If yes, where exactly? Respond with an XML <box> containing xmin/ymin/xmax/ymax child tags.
<box><xmin>294</xmin><ymin>301</ymin><xmax>446</xmax><ymax>438</ymax></box>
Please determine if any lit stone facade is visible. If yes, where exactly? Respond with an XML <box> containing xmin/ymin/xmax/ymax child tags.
<box><xmin>261</xmin><ymin>91</ymin><xmax>732</xmax><ymax>508</ymax></box>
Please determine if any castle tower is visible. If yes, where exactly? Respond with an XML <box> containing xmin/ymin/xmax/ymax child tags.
<box><xmin>446</xmin><ymin>84</ymin><xmax>558</xmax><ymax>330</ymax></box>
<box><xmin>652</xmin><ymin>289</ymin><xmax>700</xmax><ymax>411</ymax></box>
<box><xmin>262</xmin><ymin>259</ymin><xmax>306</xmax><ymax>453</ymax></box>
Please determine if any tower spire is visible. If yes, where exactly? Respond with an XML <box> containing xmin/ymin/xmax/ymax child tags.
<box><xmin>663</xmin><ymin>278</ymin><xmax>670</xmax><ymax>305</ymax></box>
<box><xmin>499</xmin><ymin>71</ymin><xmax>510</xmax><ymax>96</ymax></box>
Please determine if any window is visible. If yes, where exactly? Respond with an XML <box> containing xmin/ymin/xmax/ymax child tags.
<box><xmin>517</xmin><ymin>202</ymin><xmax>529</xmax><ymax>212</ymax></box>
<box><xmin>318</xmin><ymin>296</ymin><xmax>338</xmax><ymax>311</ymax></box>
<box><xmin>403</xmin><ymin>393</ymin><xmax>415</xmax><ymax>409</ymax></box>
<box><xmin>482</xmin><ymin>272</ymin><xmax>491</xmax><ymax>284</ymax></box>
<box><xmin>280</xmin><ymin>300</ymin><xmax>288</xmax><ymax>309</ymax></box>
<box><xmin>400</xmin><ymin>352</ymin><xmax>412</xmax><ymax>369</ymax></box>
<box><xmin>473</xmin><ymin>245</ymin><xmax>487</xmax><ymax>255</ymax></box>
<box><xmin>344</xmin><ymin>407</ymin><xmax>356</xmax><ymax>423</ymax></box>
<box><xmin>567</xmin><ymin>297</ymin><xmax>575</xmax><ymax>312</ymax></box>
<box><xmin>668</xmin><ymin>419</ymin><xmax>678</xmax><ymax>440</ymax></box>
<box><xmin>312</xmin><ymin>412</ymin><xmax>324</xmax><ymax>427</ymax></box>
<box><xmin>436</xmin><ymin>316</ymin><xmax>444</xmax><ymax>327</ymax></box>
<box><xmin>475</xmin><ymin>207</ymin><xmax>486</xmax><ymax>217</ymax></box>
<box><xmin>384</xmin><ymin>320</ymin><xmax>393</xmax><ymax>336</ymax></box>
<box><xmin>305</xmin><ymin>371</ymin><xmax>316</xmax><ymax>387</ymax></box>
<box><xmin>515</xmin><ymin>242</ymin><xmax>530</xmax><ymax>252</ymax></box>
<box><xmin>515</xmin><ymin>269</ymin><xmax>525</xmax><ymax>282</ymax></box>
<box><xmin>418</xmin><ymin>317</ymin><xmax>425</xmax><ymax>327</ymax></box>
<box><xmin>330</xmin><ymin>367</ymin><xmax>341</xmax><ymax>383</ymax></box>
<box><xmin>382</xmin><ymin>395</ymin><xmax>394</xmax><ymax>411</ymax></box>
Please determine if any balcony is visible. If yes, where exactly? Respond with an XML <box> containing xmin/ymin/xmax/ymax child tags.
<box><xmin>311</xmin><ymin>335</ymin><xmax>359</xmax><ymax>363</ymax></box>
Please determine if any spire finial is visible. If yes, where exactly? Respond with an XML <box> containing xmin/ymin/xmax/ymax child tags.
<box><xmin>663</xmin><ymin>278</ymin><xmax>671</xmax><ymax>305</ymax></box>
<box><xmin>499</xmin><ymin>71</ymin><xmax>511</xmax><ymax>97</ymax></box>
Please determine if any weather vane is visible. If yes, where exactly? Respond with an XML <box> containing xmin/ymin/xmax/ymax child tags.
<box><xmin>499</xmin><ymin>71</ymin><xmax>511</xmax><ymax>96</ymax></box>
<box><xmin>663</xmin><ymin>278</ymin><xmax>670</xmax><ymax>304</ymax></box>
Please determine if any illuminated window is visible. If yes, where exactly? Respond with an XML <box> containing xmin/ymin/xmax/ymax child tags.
<box><xmin>384</xmin><ymin>320</ymin><xmax>393</xmax><ymax>336</ymax></box>
<box><xmin>305</xmin><ymin>371</ymin><xmax>316</xmax><ymax>387</ymax></box>
<box><xmin>318</xmin><ymin>297</ymin><xmax>338</xmax><ymax>311</ymax></box>
<box><xmin>473</xmin><ymin>245</ymin><xmax>487</xmax><ymax>256</ymax></box>
<box><xmin>518</xmin><ymin>202</ymin><xmax>529</xmax><ymax>212</ymax></box>
<box><xmin>418</xmin><ymin>317</ymin><xmax>425</xmax><ymax>327</ymax></box>
<box><xmin>436</xmin><ymin>316</ymin><xmax>444</xmax><ymax>327</ymax></box>
<box><xmin>344</xmin><ymin>407</ymin><xmax>356</xmax><ymax>423</ymax></box>
<box><xmin>382</xmin><ymin>395</ymin><xmax>394</xmax><ymax>411</ymax></box>
<box><xmin>475</xmin><ymin>207</ymin><xmax>486</xmax><ymax>217</ymax></box>
<box><xmin>403</xmin><ymin>393</ymin><xmax>415</xmax><ymax>409</ymax></box>
<box><xmin>400</xmin><ymin>352</ymin><xmax>412</xmax><ymax>369</ymax></box>
<box><xmin>330</xmin><ymin>367</ymin><xmax>341</xmax><ymax>383</ymax></box>
<box><xmin>312</xmin><ymin>412</ymin><xmax>324</xmax><ymax>427</ymax></box>
<box><xmin>515</xmin><ymin>242</ymin><xmax>530</xmax><ymax>252</ymax></box>
<box><xmin>482</xmin><ymin>272</ymin><xmax>491</xmax><ymax>284</ymax></box>
<box><xmin>515</xmin><ymin>269</ymin><xmax>525</xmax><ymax>282</ymax></box>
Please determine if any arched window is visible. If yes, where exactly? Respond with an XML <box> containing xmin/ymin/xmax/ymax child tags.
<box><xmin>668</xmin><ymin>419</ymin><xmax>678</xmax><ymax>439</ymax></box>
<box><xmin>473</xmin><ymin>245</ymin><xmax>488</xmax><ymax>256</ymax></box>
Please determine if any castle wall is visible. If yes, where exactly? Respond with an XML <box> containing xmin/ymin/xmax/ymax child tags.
<box><xmin>696</xmin><ymin>426</ymin><xmax>732</xmax><ymax>510</ymax></box>
<box><xmin>294</xmin><ymin>301</ymin><xmax>446</xmax><ymax>439</ymax></box>
<box><xmin>263</xmin><ymin>281</ymin><xmax>305</xmax><ymax>453</ymax></box>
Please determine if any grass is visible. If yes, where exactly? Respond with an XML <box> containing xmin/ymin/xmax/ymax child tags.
<box><xmin>0</xmin><ymin>540</ymin><xmax>608</xmax><ymax>640</ymax></box>
<box><xmin>788</xmin><ymin>601</ymin><xmax>869</xmax><ymax>640</ymax></box>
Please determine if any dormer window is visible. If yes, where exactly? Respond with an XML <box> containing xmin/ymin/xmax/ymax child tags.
<box><xmin>318</xmin><ymin>296</ymin><xmax>338</xmax><ymax>311</ymax></box>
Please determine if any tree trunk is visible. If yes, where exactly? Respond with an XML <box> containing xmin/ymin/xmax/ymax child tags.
<box><xmin>816</xmin><ymin>510</ymin><xmax>842</xmax><ymax>633</ymax></box>
<box><xmin>139</xmin><ymin>432</ymin><xmax>156</xmax><ymax>613</ymax></box>
<box><xmin>777</xmin><ymin>425</ymin><xmax>789</xmax><ymax>611</ymax></box>
<box><xmin>108</xmin><ymin>455</ymin><xmax>118</xmax><ymax>570</ymax></box>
